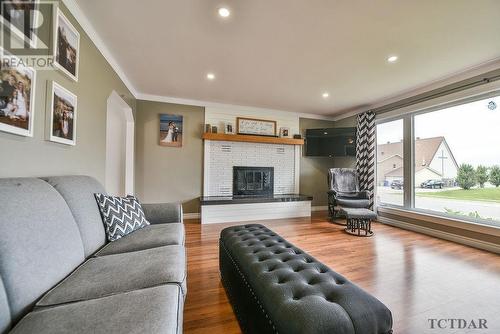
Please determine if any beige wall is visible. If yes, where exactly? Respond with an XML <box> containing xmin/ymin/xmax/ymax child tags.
<box><xmin>0</xmin><ymin>1</ymin><xmax>135</xmax><ymax>185</ymax></box>
<box><xmin>135</xmin><ymin>100</ymin><xmax>204</xmax><ymax>213</ymax></box>
<box><xmin>331</xmin><ymin>115</ymin><xmax>357</xmax><ymax>170</ymax></box>
<box><xmin>299</xmin><ymin>118</ymin><xmax>335</xmax><ymax>207</ymax></box>
<box><xmin>299</xmin><ymin>116</ymin><xmax>357</xmax><ymax>207</ymax></box>
<box><xmin>135</xmin><ymin>112</ymin><xmax>356</xmax><ymax>211</ymax></box>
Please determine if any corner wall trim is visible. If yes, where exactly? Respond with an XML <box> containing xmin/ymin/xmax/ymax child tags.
<box><xmin>62</xmin><ymin>0</ymin><xmax>138</xmax><ymax>97</ymax></box>
<box><xmin>379</xmin><ymin>216</ymin><xmax>500</xmax><ymax>255</ymax></box>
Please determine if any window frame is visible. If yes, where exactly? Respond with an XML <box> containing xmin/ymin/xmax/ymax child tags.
<box><xmin>375</xmin><ymin>87</ymin><xmax>500</xmax><ymax>229</ymax></box>
<box><xmin>374</xmin><ymin>116</ymin><xmax>407</xmax><ymax>209</ymax></box>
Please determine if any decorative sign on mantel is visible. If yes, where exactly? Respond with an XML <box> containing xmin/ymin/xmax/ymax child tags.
<box><xmin>236</xmin><ymin>117</ymin><xmax>277</xmax><ymax>137</ymax></box>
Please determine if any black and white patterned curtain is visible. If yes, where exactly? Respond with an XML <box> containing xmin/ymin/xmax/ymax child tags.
<box><xmin>356</xmin><ymin>111</ymin><xmax>376</xmax><ymax>208</ymax></box>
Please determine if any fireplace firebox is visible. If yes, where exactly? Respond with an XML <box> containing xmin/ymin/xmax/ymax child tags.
<box><xmin>233</xmin><ymin>166</ymin><xmax>274</xmax><ymax>197</ymax></box>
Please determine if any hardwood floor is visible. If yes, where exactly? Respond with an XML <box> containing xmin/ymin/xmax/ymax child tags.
<box><xmin>183</xmin><ymin>212</ymin><xmax>500</xmax><ymax>334</ymax></box>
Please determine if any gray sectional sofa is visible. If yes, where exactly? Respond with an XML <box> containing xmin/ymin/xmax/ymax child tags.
<box><xmin>0</xmin><ymin>176</ymin><xmax>186</xmax><ymax>334</ymax></box>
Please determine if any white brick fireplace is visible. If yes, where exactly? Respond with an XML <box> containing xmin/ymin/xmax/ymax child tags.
<box><xmin>203</xmin><ymin>140</ymin><xmax>299</xmax><ymax>197</ymax></box>
<box><xmin>200</xmin><ymin>106</ymin><xmax>311</xmax><ymax>224</ymax></box>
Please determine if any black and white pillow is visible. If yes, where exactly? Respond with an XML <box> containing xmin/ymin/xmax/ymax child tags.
<box><xmin>94</xmin><ymin>194</ymin><xmax>150</xmax><ymax>242</ymax></box>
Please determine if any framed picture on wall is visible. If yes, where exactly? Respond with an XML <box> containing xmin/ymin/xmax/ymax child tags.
<box><xmin>54</xmin><ymin>7</ymin><xmax>80</xmax><ymax>81</ymax></box>
<box><xmin>48</xmin><ymin>81</ymin><xmax>77</xmax><ymax>145</ymax></box>
<box><xmin>0</xmin><ymin>0</ymin><xmax>40</xmax><ymax>47</ymax></box>
<box><xmin>159</xmin><ymin>114</ymin><xmax>183</xmax><ymax>147</ymax></box>
<box><xmin>0</xmin><ymin>49</ymin><xmax>36</xmax><ymax>137</ymax></box>
<box><xmin>224</xmin><ymin>122</ymin><xmax>234</xmax><ymax>134</ymax></box>
<box><xmin>279</xmin><ymin>127</ymin><xmax>290</xmax><ymax>138</ymax></box>
<box><xmin>236</xmin><ymin>117</ymin><xmax>277</xmax><ymax>137</ymax></box>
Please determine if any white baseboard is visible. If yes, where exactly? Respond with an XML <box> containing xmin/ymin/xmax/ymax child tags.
<box><xmin>183</xmin><ymin>212</ymin><xmax>200</xmax><ymax>220</ymax></box>
<box><xmin>311</xmin><ymin>205</ymin><xmax>328</xmax><ymax>212</ymax></box>
<box><xmin>379</xmin><ymin>216</ymin><xmax>500</xmax><ymax>254</ymax></box>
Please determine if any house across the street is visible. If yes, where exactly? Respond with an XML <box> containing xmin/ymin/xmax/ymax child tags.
<box><xmin>377</xmin><ymin>136</ymin><xmax>459</xmax><ymax>186</ymax></box>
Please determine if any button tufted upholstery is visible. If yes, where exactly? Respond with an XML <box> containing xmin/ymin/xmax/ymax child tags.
<box><xmin>220</xmin><ymin>224</ymin><xmax>393</xmax><ymax>334</ymax></box>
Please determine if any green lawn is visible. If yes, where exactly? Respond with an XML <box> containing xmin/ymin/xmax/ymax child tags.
<box><xmin>416</xmin><ymin>187</ymin><xmax>500</xmax><ymax>203</ymax></box>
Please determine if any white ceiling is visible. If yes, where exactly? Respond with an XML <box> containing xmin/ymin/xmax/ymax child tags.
<box><xmin>74</xmin><ymin>0</ymin><xmax>500</xmax><ymax>116</ymax></box>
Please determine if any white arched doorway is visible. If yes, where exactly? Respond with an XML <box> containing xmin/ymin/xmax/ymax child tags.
<box><xmin>105</xmin><ymin>91</ymin><xmax>134</xmax><ymax>196</ymax></box>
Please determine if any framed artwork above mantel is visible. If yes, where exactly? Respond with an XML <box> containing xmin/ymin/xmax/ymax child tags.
<box><xmin>236</xmin><ymin>117</ymin><xmax>277</xmax><ymax>137</ymax></box>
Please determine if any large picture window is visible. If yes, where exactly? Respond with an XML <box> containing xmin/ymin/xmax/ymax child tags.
<box><xmin>376</xmin><ymin>119</ymin><xmax>404</xmax><ymax>206</ymax></box>
<box><xmin>413</xmin><ymin>95</ymin><xmax>500</xmax><ymax>225</ymax></box>
<box><xmin>375</xmin><ymin>93</ymin><xmax>500</xmax><ymax>228</ymax></box>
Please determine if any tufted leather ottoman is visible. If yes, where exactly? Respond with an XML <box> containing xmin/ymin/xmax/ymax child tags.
<box><xmin>220</xmin><ymin>224</ymin><xmax>393</xmax><ymax>334</ymax></box>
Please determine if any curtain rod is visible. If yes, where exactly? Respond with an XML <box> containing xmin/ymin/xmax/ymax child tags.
<box><xmin>372</xmin><ymin>69</ymin><xmax>500</xmax><ymax>115</ymax></box>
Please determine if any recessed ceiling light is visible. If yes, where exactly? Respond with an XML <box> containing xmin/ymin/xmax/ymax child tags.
<box><xmin>387</xmin><ymin>55</ymin><xmax>398</xmax><ymax>63</ymax></box>
<box><xmin>322</xmin><ymin>92</ymin><xmax>330</xmax><ymax>99</ymax></box>
<box><xmin>218</xmin><ymin>7</ymin><xmax>230</xmax><ymax>18</ymax></box>
<box><xmin>206</xmin><ymin>73</ymin><xmax>215</xmax><ymax>80</ymax></box>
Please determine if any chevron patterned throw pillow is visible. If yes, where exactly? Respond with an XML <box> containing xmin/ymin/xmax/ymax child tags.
<box><xmin>94</xmin><ymin>194</ymin><xmax>150</xmax><ymax>241</ymax></box>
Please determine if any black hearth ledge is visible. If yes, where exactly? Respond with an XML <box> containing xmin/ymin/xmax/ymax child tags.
<box><xmin>200</xmin><ymin>194</ymin><xmax>313</xmax><ymax>205</ymax></box>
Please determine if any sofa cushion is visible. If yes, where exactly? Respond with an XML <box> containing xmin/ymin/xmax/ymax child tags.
<box><xmin>42</xmin><ymin>176</ymin><xmax>107</xmax><ymax>257</ymax></box>
<box><xmin>95</xmin><ymin>194</ymin><xmax>150</xmax><ymax>241</ymax></box>
<box><xmin>0</xmin><ymin>178</ymin><xmax>85</xmax><ymax>325</ymax></box>
<box><xmin>37</xmin><ymin>245</ymin><xmax>186</xmax><ymax>307</ymax></box>
<box><xmin>95</xmin><ymin>223</ymin><xmax>185</xmax><ymax>256</ymax></box>
<box><xmin>11</xmin><ymin>285</ymin><xmax>183</xmax><ymax>334</ymax></box>
<box><xmin>336</xmin><ymin>198</ymin><xmax>370</xmax><ymax>209</ymax></box>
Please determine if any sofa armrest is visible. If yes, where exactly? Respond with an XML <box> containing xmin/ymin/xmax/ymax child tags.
<box><xmin>142</xmin><ymin>203</ymin><xmax>183</xmax><ymax>224</ymax></box>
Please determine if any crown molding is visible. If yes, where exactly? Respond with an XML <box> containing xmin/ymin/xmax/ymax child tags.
<box><xmin>41</xmin><ymin>0</ymin><xmax>339</xmax><ymax>123</ymax></box>
<box><xmin>332</xmin><ymin>57</ymin><xmax>500</xmax><ymax>121</ymax></box>
<box><xmin>297</xmin><ymin>112</ymin><xmax>337</xmax><ymax>121</ymax></box>
<box><xmin>137</xmin><ymin>93</ymin><xmax>223</xmax><ymax>109</ymax></box>
<box><xmin>64</xmin><ymin>0</ymin><xmax>499</xmax><ymax>122</ymax></box>
<box><xmin>62</xmin><ymin>0</ymin><xmax>138</xmax><ymax>97</ymax></box>
<box><xmin>137</xmin><ymin>93</ymin><xmax>338</xmax><ymax>120</ymax></box>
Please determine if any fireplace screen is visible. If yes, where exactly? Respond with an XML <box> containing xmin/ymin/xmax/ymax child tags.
<box><xmin>233</xmin><ymin>166</ymin><xmax>274</xmax><ymax>197</ymax></box>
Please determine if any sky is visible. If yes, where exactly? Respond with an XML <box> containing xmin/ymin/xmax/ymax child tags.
<box><xmin>376</xmin><ymin>95</ymin><xmax>500</xmax><ymax>167</ymax></box>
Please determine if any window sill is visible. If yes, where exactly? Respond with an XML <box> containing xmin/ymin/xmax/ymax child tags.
<box><xmin>377</xmin><ymin>206</ymin><xmax>500</xmax><ymax>237</ymax></box>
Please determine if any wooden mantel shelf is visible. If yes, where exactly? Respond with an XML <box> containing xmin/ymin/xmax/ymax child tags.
<box><xmin>202</xmin><ymin>133</ymin><xmax>304</xmax><ymax>145</ymax></box>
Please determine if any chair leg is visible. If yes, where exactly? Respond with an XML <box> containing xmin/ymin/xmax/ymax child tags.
<box><xmin>329</xmin><ymin>202</ymin><xmax>336</xmax><ymax>218</ymax></box>
<box><xmin>328</xmin><ymin>204</ymin><xmax>336</xmax><ymax>220</ymax></box>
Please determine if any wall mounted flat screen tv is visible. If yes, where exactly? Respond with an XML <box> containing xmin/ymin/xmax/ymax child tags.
<box><xmin>305</xmin><ymin>127</ymin><xmax>356</xmax><ymax>157</ymax></box>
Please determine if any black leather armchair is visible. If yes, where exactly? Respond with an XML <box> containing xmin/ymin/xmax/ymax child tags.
<box><xmin>327</xmin><ymin>168</ymin><xmax>371</xmax><ymax>218</ymax></box>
